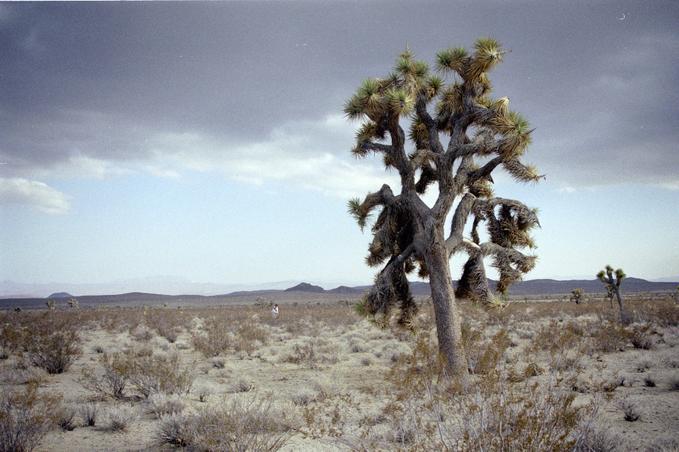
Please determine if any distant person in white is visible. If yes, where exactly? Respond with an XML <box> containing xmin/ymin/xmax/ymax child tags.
<box><xmin>271</xmin><ymin>304</ymin><xmax>279</xmax><ymax>320</ymax></box>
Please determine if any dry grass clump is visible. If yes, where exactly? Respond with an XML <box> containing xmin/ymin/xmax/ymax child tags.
<box><xmin>156</xmin><ymin>396</ymin><xmax>291</xmax><ymax>451</ymax></box>
<box><xmin>0</xmin><ymin>384</ymin><xmax>61</xmax><ymax>452</ymax></box>
<box><xmin>105</xmin><ymin>405</ymin><xmax>136</xmax><ymax>432</ymax></box>
<box><xmin>618</xmin><ymin>398</ymin><xmax>640</xmax><ymax>422</ymax></box>
<box><xmin>148</xmin><ymin>394</ymin><xmax>185</xmax><ymax>419</ymax></box>
<box><xmin>56</xmin><ymin>404</ymin><xmax>77</xmax><ymax>431</ymax></box>
<box><xmin>79</xmin><ymin>403</ymin><xmax>98</xmax><ymax>427</ymax></box>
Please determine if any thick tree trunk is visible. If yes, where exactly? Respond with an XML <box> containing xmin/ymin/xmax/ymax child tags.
<box><xmin>425</xmin><ymin>235</ymin><xmax>468</xmax><ymax>381</ymax></box>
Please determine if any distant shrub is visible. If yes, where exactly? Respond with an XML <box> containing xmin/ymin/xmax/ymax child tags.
<box><xmin>25</xmin><ymin>318</ymin><xmax>81</xmax><ymax>374</ymax></box>
<box><xmin>282</xmin><ymin>343</ymin><xmax>318</xmax><ymax>369</ymax></box>
<box><xmin>192</xmin><ymin>318</ymin><xmax>231</xmax><ymax>357</ymax></box>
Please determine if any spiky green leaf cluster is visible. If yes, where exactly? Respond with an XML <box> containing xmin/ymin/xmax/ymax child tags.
<box><xmin>466</xmin><ymin>37</ymin><xmax>504</xmax><ymax>81</ymax></box>
<box><xmin>436</xmin><ymin>47</ymin><xmax>468</xmax><ymax>75</ymax></box>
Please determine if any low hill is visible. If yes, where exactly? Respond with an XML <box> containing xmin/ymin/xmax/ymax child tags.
<box><xmin>48</xmin><ymin>292</ymin><xmax>73</xmax><ymax>299</ymax></box>
<box><xmin>284</xmin><ymin>282</ymin><xmax>325</xmax><ymax>293</ymax></box>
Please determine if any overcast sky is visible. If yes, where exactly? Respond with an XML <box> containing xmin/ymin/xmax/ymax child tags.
<box><xmin>1</xmin><ymin>1</ymin><xmax>678</xmax><ymax>291</ymax></box>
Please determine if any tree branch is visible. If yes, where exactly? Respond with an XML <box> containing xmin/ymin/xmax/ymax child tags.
<box><xmin>445</xmin><ymin>193</ymin><xmax>476</xmax><ymax>252</ymax></box>
<box><xmin>415</xmin><ymin>93</ymin><xmax>444</xmax><ymax>154</ymax></box>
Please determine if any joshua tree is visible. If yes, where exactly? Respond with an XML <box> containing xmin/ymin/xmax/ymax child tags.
<box><xmin>570</xmin><ymin>288</ymin><xmax>584</xmax><ymax>305</ymax></box>
<box><xmin>346</xmin><ymin>39</ymin><xmax>540</xmax><ymax>378</ymax></box>
<box><xmin>68</xmin><ymin>298</ymin><xmax>79</xmax><ymax>309</ymax></box>
<box><xmin>597</xmin><ymin>265</ymin><xmax>628</xmax><ymax>324</ymax></box>
<box><xmin>46</xmin><ymin>299</ymin><xmax>56</xmax><ymax>311</ymax></box>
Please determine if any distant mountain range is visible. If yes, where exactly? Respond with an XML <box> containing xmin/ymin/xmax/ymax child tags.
<box><xmin>1</xmin><ymin>277</ymin><xmax>676</xmax><ymax>310</ymax></box>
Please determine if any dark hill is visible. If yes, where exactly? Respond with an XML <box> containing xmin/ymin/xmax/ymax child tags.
<box><xmin>284</xmin><ymin>282</ymin><xmax>325</xmax><ymax>293</ymax></box>
<box><xmin>48</xmin><ymin>292</ymin><xmax>73</xmax><ymax>298</ymax></box>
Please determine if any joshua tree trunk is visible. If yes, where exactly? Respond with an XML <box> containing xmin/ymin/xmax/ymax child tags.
<box><xmin>615</xmin><ymin>288</ymin><xmax>628</xmax><ymax>325</ymax></box>
<box><xmin>425</xmin><ymin>230</ymin><xmax>467</xmax><ymax>379</ymax></box>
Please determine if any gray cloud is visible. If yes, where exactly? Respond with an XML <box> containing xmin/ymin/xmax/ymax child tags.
<box><xmin>1</xmin><ymin>1</ymin><xmax>677</xmax><ymax>198</ymax></box>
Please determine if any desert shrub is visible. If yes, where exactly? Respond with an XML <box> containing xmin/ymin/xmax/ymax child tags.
<box><xmin>229</xmin><ymin>380</ymin><xmax>254</xmax><ymax>394</ymax></box>
<box><xmin>79</xmin><ymin>404</ymin><xmax>98</xmax><ymax>427</ymax></box>
<box><xmin>126</xmin><ymin>352</ymin><xmax>194</xmax><ymax>399</ymax></box>
<box><xmin>573</xmin><ymin>427</ymin><xmax>619</xmax><ymax>452</ymax></box>
<box><xmin>0</xmin><ymin>384</ymin><xmax>61</xmax><ymax>452</ymax></box>
<box><xmin>106</xmin><ymin>406</ymin><xmax>136</xmax><ymax>432</ymax></box>
<box><xmin>0</xmin><ymin>347</ymin><xmax>8</xmax><ymax>360</ymax></box>
<box><xmin>668</xmin><ymin>376</ymin><xmax>679</xmax><ymax>391</ymax></box>
<box><xmin>80</xmin><ymin>353</ymin><xmax>130</xmax><ymax>400</ymax></box>
<box><xmin>25</xmin><ymin>318</ymin><xmax>81</xmax><ymax>374</ymax></box>
<box><xmin>148</xmin><ymin>394</ymin><xmax>185</xmax><ymax>419</ymax></box>
<box><xmin>471</xmin><ymin>329</ymin><xmax>511</xmax><ymax>375</ymax></box>
<box><xmin>619</xmin><ymin>398</ymin><xmax>640</xmax><ymax>422</ymax></box>
<box><xmin>529</xmin><ymin>320</ymin><xmax>584</xmax><ymax>355</ymax></box>
<box><xmin>644</xmin><ymin>376</ymin><xmax>656</xmax><ymax>387</ymax></box>
<box><xmin>56</xmin><ymin>405</ymin><xmax>77</xmax><ymax>431</ymax></box>
<box><xmin>0</xmin><ymin>321</ymin><xmax>26</xmax><ymax>352</ymax></box>
<box><xmin>196</xmin><ymin>387</ymin><xmax>212</xmax><ymax>403</ymax></box>
<box><xmin>441</xmin><ymin>380</ymin><xmax>592</xmax><ymax>451</ymax></box>
<box><xmin>192</xmin><ymin>318</ymin><xmax>231</xmax><ymax>357</ymax></box>
<box><xmin>282</xmin><ymin>343</ymin><xmax>318</xmax><ymax>369</ymax></box>
<box><xmin>237</xmin><ymin>320</ymin><xmax>269</xmax><ymax>345</ymax></box>
<box><xmin>130</xmin><ymin>324</ymin><xmax>154</xmax><ymax>342</ymax></box>
<box><xmin>628</xmin><ymin>324</ymin><xmax>654</xmax><ymax>350</ymax></box>
<box><xmin>290</xmin><ymin>390</ymin><xmax>316</xmax><ymax>407</ymax></box>
<box><xmin>144</xmin><ymin>310</ymin><xmax>187</xmax><ymax>344</ymax></box>
<box><xmin>0</xmin><ymin>360</ymin><xmax>48</xmax><ymax>386</ymax></box>
<box><xmin>211</xmin><ymin>358</ymin><xmax>226</xmax><ymax>369</ymax></box>
<box><xmin>156</xmin><ymin>396</ymin><xmax>291</xmax><ymax>451</ymax></box>
<box><xmin>157</xmin><ymin>414</ymin><xmax>193</xmax><ymax>447</ymax></box>
<box><xmin>589</xmin><ymin>322</ymin><xmax>629</xmax><ymax>353</ymax></box>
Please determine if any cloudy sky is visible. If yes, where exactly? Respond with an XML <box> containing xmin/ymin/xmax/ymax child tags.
<box><xmin>1</xmin><ymin>1</ymin><xmax>678</xmax><ymax>292</ymax></box>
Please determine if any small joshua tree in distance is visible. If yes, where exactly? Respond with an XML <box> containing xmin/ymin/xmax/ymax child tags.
<box><xmin>570</xmin><ymin>288</ymin><xmax>584</xmax><ymax>305</ymax></box>
<box><xmin>597</xmin><ymin>265</ymin><xmax>628</xmax><ymax>324</ymax></box>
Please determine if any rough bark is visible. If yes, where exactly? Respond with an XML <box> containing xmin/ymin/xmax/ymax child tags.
<box><xmin>425</xmin><ymin>231</ymin><xmax>467</xmax><ymax>380</ymax></box>
<box><xmin>615</xmin><ymin>288</ymin><xmax>629</xmax><ymax>325</ymax></box>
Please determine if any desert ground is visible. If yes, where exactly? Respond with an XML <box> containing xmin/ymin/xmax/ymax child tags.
<box><xmin>1</xmin><ymin>293</ymin><xmax>678</xmax><ymax>451</ymax></box>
